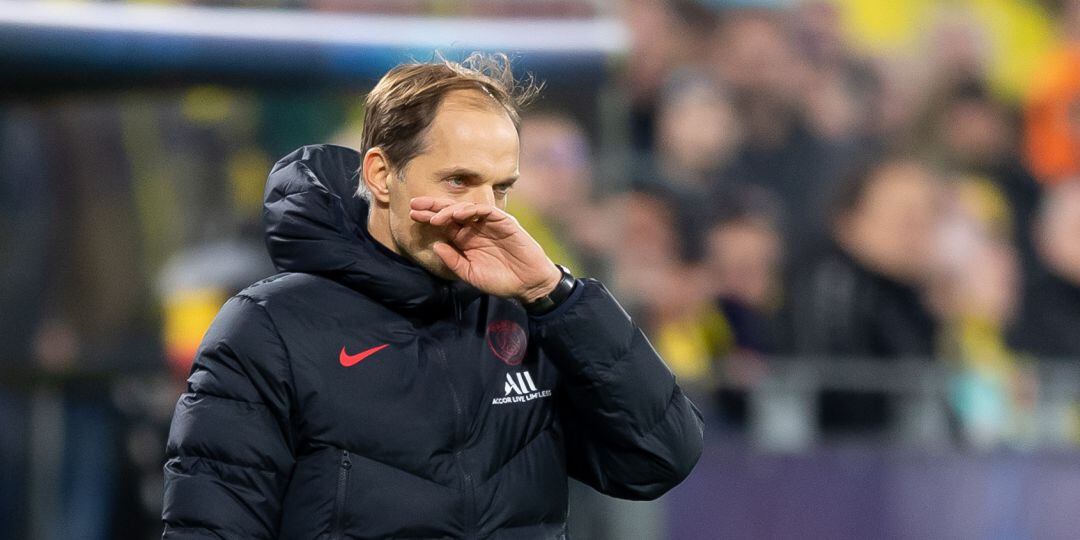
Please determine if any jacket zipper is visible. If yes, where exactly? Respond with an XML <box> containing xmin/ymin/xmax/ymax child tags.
<box><xmin>434</xmin><ymin>344</ymin><xmax>476</xmax><ymax>538</ymax></box>
<box><xmin>452</xmin><ymin>292</ymin><xmax>464</xmax><ymax>324</ymax></box>
<box><xmin>457</xmin><ymin>448</ymin><xmax>476</xmax><ymax>540</ymax></box>
<box><xmin>331</xmin><ymin>449</ymin><xmax>351</xmax><ymax>540</ymax></box>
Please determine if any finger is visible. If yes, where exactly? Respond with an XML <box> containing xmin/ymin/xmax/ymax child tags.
<box><xmin>451</xmin><ymin>204</ymin><xmax>494</xmax><ymax>223</ymax></box>
<box><xmin>410</xmin><ymin>197</ymin><xmax>456</xmax><ymax>212</ymax></box>
<box><xmin>420</xmin><ymin>202</ymin><xmax>499</xmax><ymax>226</ymax></box>
<box><xmin>453</xmin><ymin>224</ymin><xmax>481</xmax><ymax>245</ymax></box>
<box><xmin>466</xmin><ymin>206</ymin><xmax>518</xmax><ymax>236</ymax></box>
<box><xmin>432</xmin><ymin>241</ymin><xmax>469</xmax><ymax>279</ymax></box>
<box><xmin>472</xmin><ymin>204</ymin><xmax>509</xmax><ymax>222</ymax></box>
<box><xmin>409</xmin><ymin>208</ymin><xmax>438</xmax><ymax>223</ymax></box>
<box><xmin>429</xmin><ymin>203</ymin><xmax>470</xmax><ymax>226</ymax></box>
<box><xmin>430</xmin><ymin>202</ymin><xmax>485</xmax><ymax>226</ymax></box>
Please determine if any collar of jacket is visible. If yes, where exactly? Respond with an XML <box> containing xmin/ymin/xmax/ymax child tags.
<box><xmin>262</xmin><ymin>144</ymin><xmax>482</xmax><ymax>317</ymax></box>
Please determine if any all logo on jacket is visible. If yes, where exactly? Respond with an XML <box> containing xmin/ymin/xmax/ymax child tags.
<box><xmin>492</xmin><ymin>370</ymin><xmax>551</xmax><ymax>405</ymax></box>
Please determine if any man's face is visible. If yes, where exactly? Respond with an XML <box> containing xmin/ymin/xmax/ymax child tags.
<box><xmin>385</xmin><ymin>91</ymin><xmax>520</xmax><ymax>280</ymax></box>
<box><xmin>839</xmin><ymin>162</ymin><xmax>940</xmax><ymax>284</ymax></box>
<box><xmin>516</xmin><ymin>115</ymin><xmax>590</xmax><ymax>212</ymax></box>
<box><xmin>657</xmin><ymin>81</ymin><xmax>741</xmax><ymax>175</ymax></box>
<box><xmin>706</xmin><ymin>218</ymin><xmax>781</xmax><ymax>309</ymax></box>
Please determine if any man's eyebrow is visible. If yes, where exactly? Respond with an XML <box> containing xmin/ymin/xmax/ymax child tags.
<box><xmin>433</xmin><ymin>167</ymin><xmax>519</xmax><ymax>184</ymax></box>
<box><xmin>433</xmin><ymin>167</ymin><xmax>482</xmax><ymax>179</ymax></box>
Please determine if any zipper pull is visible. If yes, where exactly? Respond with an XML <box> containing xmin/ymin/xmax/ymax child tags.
<box><xmin>341</xmin><ymin>449</ymin><xmax>351</xmax><ymax>469</ymax></box>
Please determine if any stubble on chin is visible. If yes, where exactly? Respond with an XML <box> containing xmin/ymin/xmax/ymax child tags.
<box><xmin>391</xmin><ymin>219</ymin><xmax>460</xmax><ymax>281</ymax></box>
<box><xmin>409</xmin><ymin>244</ymin><xmax>456</xmax><ymax>280</ymax></box>
<box><xmin>392</xmin><ymin>236</ymin><xmax>458</xmax><ymax>281</ymax></box>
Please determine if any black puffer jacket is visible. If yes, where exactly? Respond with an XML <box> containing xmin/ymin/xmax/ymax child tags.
<box><xmin>161</xmin><ymin>145</ymin><xmax>704</xmax><ymax>539</ymax></box>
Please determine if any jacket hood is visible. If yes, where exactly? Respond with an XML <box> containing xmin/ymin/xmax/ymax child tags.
<box><xmin>263</xmin><ymin>144</ymin><xmax>463</xmax><ymax>315</ymax></box>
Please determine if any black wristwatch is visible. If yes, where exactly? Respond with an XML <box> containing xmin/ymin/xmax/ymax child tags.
<box><xmin>524</xmin><ymin>264</ymin><xmax>577</xmax><ymax>315</ymax></box>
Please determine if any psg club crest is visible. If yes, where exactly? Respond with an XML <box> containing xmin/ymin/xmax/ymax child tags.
<box><xmin>487</xmin><ymin>320</ymin><xmax>527</xmax><ymax>365</ymax></box>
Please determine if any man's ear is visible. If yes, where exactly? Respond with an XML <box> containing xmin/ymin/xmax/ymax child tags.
<box><xmin>362</xmin><ymin>148</ymin><xmax>393</xmax><ymax>205</ymax></box>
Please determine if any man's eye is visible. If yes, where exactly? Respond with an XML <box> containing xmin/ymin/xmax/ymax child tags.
<box><xmin>446</xmin><ymin>176</ymin><xmax>465</xmax><ymax>187</ymax></box>
<box><xmin>494</xmin><ymin>184</ymin><xmax>513</xmax><ymax>195</ymax></box>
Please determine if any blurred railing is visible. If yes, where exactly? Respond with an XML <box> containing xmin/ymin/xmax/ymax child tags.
<box><xmin>703</xmin><ymin>358</ymin><xmax>1080</xmax><ymax>452</ymax></box>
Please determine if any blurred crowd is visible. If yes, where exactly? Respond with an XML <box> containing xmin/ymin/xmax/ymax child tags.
<box><xmin>507</xmin><ymin>0</ymin><xmax>1080</xmax><ymax>450</ymax></box>
<box><xmin>6</xmin><ymin>0</ymin><xmax>1080</xmax><ymax>538</ymax></box>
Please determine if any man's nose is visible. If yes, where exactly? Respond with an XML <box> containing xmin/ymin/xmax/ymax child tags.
<box><xmin>466</xmin><ymin>186</ymin><xmax>496</xmax><ymax>206</ymax></box>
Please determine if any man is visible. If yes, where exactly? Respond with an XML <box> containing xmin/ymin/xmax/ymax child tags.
<box><xmin>785</xmin><ymin>158</ymin><xmax>941</xmax><ymax>434</ymax></box>
<box><xmin>161</xmin><ymin>54</ymin><xmax>703</xmax><ymax>539</ymax></box>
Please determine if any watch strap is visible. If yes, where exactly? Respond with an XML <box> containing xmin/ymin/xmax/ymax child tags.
<box><xmin>524</xmin><ymin>264</ymin><xmax>576</xmax><ymax>315</ymax></box>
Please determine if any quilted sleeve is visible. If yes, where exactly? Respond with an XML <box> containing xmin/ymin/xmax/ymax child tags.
<box><xmin>531</xmin><ymin>279</ymin><xmax>704</xmax><ymax>500</ymax></box>
<box><xmin>162</xmin><ymin>295</ymin><xmax>296</xmax><ymax>539</ymax></box>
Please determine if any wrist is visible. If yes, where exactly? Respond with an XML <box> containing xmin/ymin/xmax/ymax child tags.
<box><xmin>519</xmin><ymin>263</ymin><xmax>562</xmax><ymax>305</ymax></box>
<box><xmin>522</xmin><ymin>264</ymin><xmax>577</xmax><ymax>315</ymax></box>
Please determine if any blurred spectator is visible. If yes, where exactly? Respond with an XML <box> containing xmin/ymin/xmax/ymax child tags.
<box><xmin>785</xmin><ymin>158</ymin><xmax>942</xmax><ymax>434</ymax></box>
<box><xmin>622</xmin><ymin>0</ymin><xmax>717</xmax><ymax>152</ymax></box>
<box><xmin>637</xmin><ymin>68</ymin><xmax>743</xmax><ymax>261</ymax></box>
<box><xmin>511</xmin><ymin>111</ymin><xmax>609</xmax><ymax>277</ymax></box>
<box><xmin>703</xmin><ymin>186</ymin><xmax>784</xmax><ymax>430</ymax></box>
<box><xmin>710</xmin><ymin>9</ymin><xmax>843</xmax><ymax>254</ymax></box>
<box><xmin>651</xmin><ymin>69</ymin><xmax>741</xmax><ymax>191</ymax></box>
<box><xmin>922</xmin><ymin>80</ymin><xmax>1041</xmax><ymax>264</ymax></box>
<box><xmin>793</xmin><ymin>0</ymin><xmax>881</xmax><ymax>151</ymax></box>
<box><xmin>705</xmin><ymin>186</ymin><xmax>784</xmax><ymax>356</ymax></box>
<box><xmin>1010</xmin><ymin>180</ymin><xmax>1080</xmax><ymax>358</ymax></box>
<box><xmin>607</xmin><ymin>191</ymin><xmax>686</xmax><ymax>319</ymax></box>
<box><xmin>158</xmin><ymin>239</ymin><xmax>274</xmax><ymax>382</ymax></box>
<box><xmin>603</xmin><ymin>190</ymin><xmax>726</xmax><ymax>392</ymax></box>
<box><xmin>868</xmin><ymin>53</ymin><xmax>934</xmax><ymax>149</ymax></box>
<box><xmin>925</xmin><ymin>7</ymin><xmax>991</xmax><ymax>98</ymax></box>
<box><xmin>933</xmin><ymin>176</ymin><xmax>1035</xmax><ymax>448</ymax></box>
